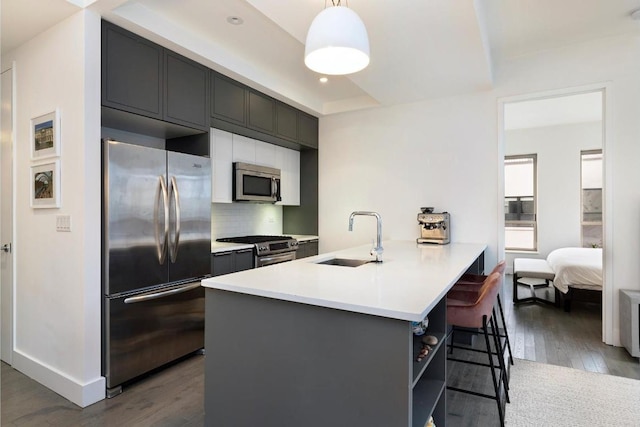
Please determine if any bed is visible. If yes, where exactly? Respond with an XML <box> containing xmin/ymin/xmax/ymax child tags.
<box><xmin>546</xmin><ymin>247</ymin><xmax>603</xmax><ymax>294</ymax></box>
<box><xmin>513</xmin><ymin>247</ymin><xmax>603</xmax><ymax>311</ymax></box>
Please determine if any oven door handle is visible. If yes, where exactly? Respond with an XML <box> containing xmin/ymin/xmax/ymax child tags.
<box><xmin>258</xmin><ymin>252</ymin><xmax>296</xmax><ymax>267</ymax></box>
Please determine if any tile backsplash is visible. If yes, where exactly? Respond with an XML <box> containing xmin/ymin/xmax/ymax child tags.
<box><xmin>211</xmin><ymin>203</ymin><xmax>283</xmax><ymax>239</ymax></box>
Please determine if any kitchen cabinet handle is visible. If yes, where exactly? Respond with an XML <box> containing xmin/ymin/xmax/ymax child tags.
<box><xmin>124</xmin><ymin>282</ymin><xmax>201</xmax><ymax>304</ymax></box>
<box><xmin>169</xmin><ymin>176</ymin><xmax>181</xmax><ymax>263</ymax></box>
<box><xmin>154</xmin><ymin>176</ymin><xmax>169</xmax><ymax>264</ymax></box>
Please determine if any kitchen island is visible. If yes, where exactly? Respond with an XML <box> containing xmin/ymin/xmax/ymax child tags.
<box><xmin>201</xmin><ymin>240</ymin><xmax>485</xmax><ymax>427</ymax></box>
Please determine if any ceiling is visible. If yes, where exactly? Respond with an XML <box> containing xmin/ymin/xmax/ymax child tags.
<box><xmin>2</xmin><ymin>0</ymin><xmax>640</xmax><ymax>116</ymax></box>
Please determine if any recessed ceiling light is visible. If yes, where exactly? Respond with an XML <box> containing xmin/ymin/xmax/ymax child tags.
<box><xmin>227</xmin><ymin>16</ymin><xmax>244</xmax><ymax>25</ymax></box>
<box><xmin>319</xmin><ymin>77</ymin><xmax>329</xmax><ymax>83</ymax></box>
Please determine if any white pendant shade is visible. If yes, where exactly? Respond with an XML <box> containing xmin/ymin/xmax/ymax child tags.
<box><xmin>304</xmin><ymin>5</ymin><xmax>370</xmax><ymax>75</ymax></box>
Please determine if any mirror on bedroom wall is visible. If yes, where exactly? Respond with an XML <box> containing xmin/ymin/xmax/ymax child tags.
<box><xmin>503</xmin><ymin>90</ymin><xmax>604</xmax><ymax>299</ymax></box>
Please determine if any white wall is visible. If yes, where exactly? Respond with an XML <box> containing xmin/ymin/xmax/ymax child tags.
<box><xmin>2</xmin><ymin>10</ymin><xmax>104</xmax><ymax>406</ymax></box>
<box><xmin>504</xmin><ymin>121</ymin><xmax>602</xmax><ymax>268</ymax></box>
<box><xmin>320</xmin><ymin>91</ymin><xmax>499</xmax><ymax>268</ymax></box>
<box><xmin>320</xmin><ymin>33</ymin><xmax>640</xmax><ymax>346</ymax></box>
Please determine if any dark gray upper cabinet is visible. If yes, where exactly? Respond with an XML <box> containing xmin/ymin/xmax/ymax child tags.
<box><xmin>298</xmin><ymin>112</ymin><xmax>319</xmax><ymax>149</ymax></box>
<box><xmin>102</xmin><ymin>21</ymin><xmax>317</xmax><ymax>149</ymax></box>
<box><xmin>211</xmin><ymin>69</ymin><xmax>317</xmax><ymax>150</ymax></box>
<box><xmin>275</xmin><ymin>102</ymin><xmax>298</xmax><ymax>142</ymax></box>
<box><xmin>102</xmin><ymin>21</ymin><xmax>163</xmax><ymax>120</ymax></box>
<box><xmin>247</xmin><ymin>90</ymin><xmax>275</xmax><ymax>134</ymax></box>
<box><xmin>211</xmin><ymin>73</ymin><xmax>247</xmax><ymax>126</ymax></box>
<box><xmin>164</xmin><ymin>51</ymin><xmax>209</xmax><ymax>130</ymax></box>
<box><xmin>102</xmin><ymin>21</ymin><xmax>208</xmax><ymax>132</ymax></box>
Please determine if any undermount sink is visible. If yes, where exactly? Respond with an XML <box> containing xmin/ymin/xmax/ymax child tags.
<box><xmin>315</xmin><ymin>258</ymin><xmax>372</xmax><ymax>267</ymax></box>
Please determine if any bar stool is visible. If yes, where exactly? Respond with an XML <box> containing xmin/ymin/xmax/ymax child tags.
<box><xmin>449</xmin><ymin>261</ymin><xmax>514</xmax><ymax>367</ymax></box>
<box><xmin>446</xmin><ymin>272</ymin><xmax>509</xmax><ymax>427</ymax></box>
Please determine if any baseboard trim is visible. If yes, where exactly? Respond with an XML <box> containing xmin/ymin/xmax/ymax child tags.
<box><xmin>11</xmin><ymin>350</ymin><xmax>105</xmax><ymax>407</ymax></box>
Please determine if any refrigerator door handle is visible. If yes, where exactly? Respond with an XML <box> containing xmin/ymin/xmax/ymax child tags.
<box><xmin>169</xmin><ymin>176</ymin><xmax>181</xmax><ymax>263</ymax></box>
<box><xmin>123</xmin><ymin>282</ymin><xmax>201</xmax><ymax>304</ymax></box>
<box><xmin>154</xmin><ymin>176</ymin><xmax>169</xmax><ymax>264</ymax></box>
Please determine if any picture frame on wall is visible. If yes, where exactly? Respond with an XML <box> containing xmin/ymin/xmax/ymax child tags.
<box><xmin>30</xmin><ymin>160</ymin><xmax>60</xmax><ymax>209</ymax></box>
<box><xmin>30</xmin><ymin>110</ymin><xmax>60</xmax><ymax>160</ymax></box>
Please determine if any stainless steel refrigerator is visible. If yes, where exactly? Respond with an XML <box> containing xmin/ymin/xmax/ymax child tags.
<box><xmin>102</xmin><ymin>139</ymin><xmax>211</xmax><ymax>396</ymax></box>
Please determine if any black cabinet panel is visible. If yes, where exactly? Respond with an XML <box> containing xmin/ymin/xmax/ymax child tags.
<box><xmin>102</xmin><ymin>22</ymin><xmax>163</xmax><ymax>119</ymax></box>
<box><xmin>211</xmin><ymin>252</ymin><xmax>234</xmax><ymax>277</ymax></box>
<box><xmin>276</xmin><ymin>102</ymin><xmax>298</xmax><ymax>142</ymax></box>
<box><xmin>298</xmin><ymin>113</ymin><xmax>319</xmax><ymax>149</ymax></box>
<box><xmin>212</xmin><ymin>73</ymin><xmax>247</xmax><ymax>126</ymax></box>
<box><xmin>211</xmin><ymin>249</ymin><xmax>255</xmax><ymax>276</ymax></box>
<box><xmin>234</xmin><ymin>249</ymin><xmax>255</xmax><ymax>271</ymax></box>
<box><xmin>164</xmin><ymin>52</ymin><xmax>208</xmax><ymax>130</ymax></box>
<box><xmin>464</xmin><ymin>252</ymin><xmax>485</xmax><ymax>275</ymax></box>
<box><xmin>248</xmin><ymin>91</ymin><xmax>275</xmax><ymax>134</ymax></box>
<box><xmin>297</xmin><ymin>240</ymin><xmax>319</xmax><ymax>259</ymax></box>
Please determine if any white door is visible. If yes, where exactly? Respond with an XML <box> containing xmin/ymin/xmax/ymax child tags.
<box><xmin>1</xmin><ymin>67</ymin><xmax>14</xmax><ymax>364</ymax></box>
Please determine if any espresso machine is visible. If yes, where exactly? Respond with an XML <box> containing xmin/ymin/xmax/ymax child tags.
<box><xmin>417</xmin><ymin>207</ymin><xmax>450</xmax><ymax>244</ymax></box>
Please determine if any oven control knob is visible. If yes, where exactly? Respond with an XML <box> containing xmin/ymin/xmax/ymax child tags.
<box><xmin>259</xmin><ymin>245</ymin><xmax>267</xmax><ymax>252</ymax></box>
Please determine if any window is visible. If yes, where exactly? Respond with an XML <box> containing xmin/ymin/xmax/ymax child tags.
<box><xmin>581</xmin><ymin>150</ymin><xmax>602</xmax><ymax>247</ymax></box>
<box><xmin>505</xmin><ymin>155</ymin><xmax>537</xmax><ymax>251</ymax></box>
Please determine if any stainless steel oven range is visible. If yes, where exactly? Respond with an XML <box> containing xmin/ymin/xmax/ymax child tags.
<box><xmin>217</xmin><ymin>235</ymin><xmax>299</xmax><ymax>267</ymax></box>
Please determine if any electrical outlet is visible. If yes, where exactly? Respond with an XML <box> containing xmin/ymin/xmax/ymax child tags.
<box><xmin>56</xmin><ymin>215</ymin><xmax>71</xmax><ymax>232</ymax></box>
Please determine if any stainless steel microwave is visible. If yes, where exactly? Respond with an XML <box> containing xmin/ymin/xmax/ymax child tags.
<box><xmin>233</xmin><ymin>162</ymin><xmax>281</xmax><ymax>203</ymax></box>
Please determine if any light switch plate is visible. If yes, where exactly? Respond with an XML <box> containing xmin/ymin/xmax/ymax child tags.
<box><xmin>56</xmin><ymin>215</ymin><xmax>71</xmax><ymax>232</ymax></box>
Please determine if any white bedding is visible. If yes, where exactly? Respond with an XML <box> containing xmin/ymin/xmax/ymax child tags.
<box><xmin>547</xmin><ymin>247</ymin><xmax>603</xmax><ymax>294</ymax></box>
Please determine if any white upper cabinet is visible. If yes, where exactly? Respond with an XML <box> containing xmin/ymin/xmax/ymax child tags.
<box><xmin>231</xmin><ymin>135</ymin><xmax>276</xmax><ymax>169</ymax></box>
<box><xmin>211</xmin><ymin>129</ymin><xmax>233</xmax><ymax>203</ymax></box>
<box><xmin>254</xmin><ymin>141</ymin><xmax>276</xmax><ymax>168</ymax></box>
<box><xmin>231</xmin><ymin>134</ymin><xmax>256</xmax><ymax>164</ymax></box>
<box><xmin>275</xmin><ymin>146</ymin><xmax>300</xmax><ymax>206</ymax></box>
<box><xmin>211</xmin><ymin>129</ymin><xmax>299</xmax><ymax>205</ymax></box>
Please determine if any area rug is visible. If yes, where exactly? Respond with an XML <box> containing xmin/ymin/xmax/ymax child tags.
<box><xmin>505</xmin><ymin>359</ymin><xmax>640</xmax><ymax>426</ymax></box>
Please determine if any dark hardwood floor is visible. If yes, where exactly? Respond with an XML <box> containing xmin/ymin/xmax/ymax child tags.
<box><xmin>2</xmin><ymin>275</ymin><xmax>638</xmax><ymax>426</ymax></box>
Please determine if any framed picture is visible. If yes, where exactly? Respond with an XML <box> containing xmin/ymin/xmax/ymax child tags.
<box><xmin>31</xmin><ymin>110</ymin><xmax>60</xmax><ymax>160</ymax></box>
<box><xmin>30</xmin><ymin>160</ymin><xmax>60</xmax><ymax>209</ymax></box>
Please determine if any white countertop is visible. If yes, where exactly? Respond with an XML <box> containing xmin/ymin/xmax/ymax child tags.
<box><xmin>211</xmin><ymin>241</ymin><xmax>254</xmax><ymax>253</ymax></box>
<box><xmin>211</xmin><ymin>235</ymin><xmax>318</xmax><ymax>253</ymax></box>
<box><xmin>290</xmin><ymin>235</ymin><xmax>319</xmax><ymax>242</ymax></box>
<box><xmin>202</xmin><ymin>240</ymin><xmax>486</xmax><ymax>321</ymax></box>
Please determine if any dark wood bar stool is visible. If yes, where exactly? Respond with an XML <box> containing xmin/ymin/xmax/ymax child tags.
<box><xmin>446</xmin><ymin>272</ymin><xmax>509</xmax><ymax>427</ymax></box>
<box><xmin>449</xmin><ymin>260</ymin><xmax>514</xmax><ymax>367</ymax></box>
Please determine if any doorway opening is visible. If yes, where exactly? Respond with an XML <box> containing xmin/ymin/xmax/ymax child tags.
<box><xmin>498</xmin><ymin>85</ymin><xmax>619</xmax><ymax>369</ymax></box>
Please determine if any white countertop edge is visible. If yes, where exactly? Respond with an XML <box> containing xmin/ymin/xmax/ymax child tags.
<box><xmin>203</xmin><ymin>281</ymin><xmax>445</xmax><ymax>322</ymax></box>
<box><xmin>211</xmin><ymin>242</ymin><xmax>255</xmax><ymax>253</ymax></box>
<box><xmin>291</xmin><ymin>235</ymin><xmax>319</xmax><ymax>242</ymax></box>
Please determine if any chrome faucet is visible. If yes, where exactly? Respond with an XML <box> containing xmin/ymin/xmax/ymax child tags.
<box><xmin>348</xmin><ymin>211</ymin><xmax>383</xmax><ymax>262</ymax></box>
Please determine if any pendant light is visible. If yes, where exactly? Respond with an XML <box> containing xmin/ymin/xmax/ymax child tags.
<box><xmin>304</xmin><ymin>1</ymin><xmax>370</xmax><ymax>75</ymax></box>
